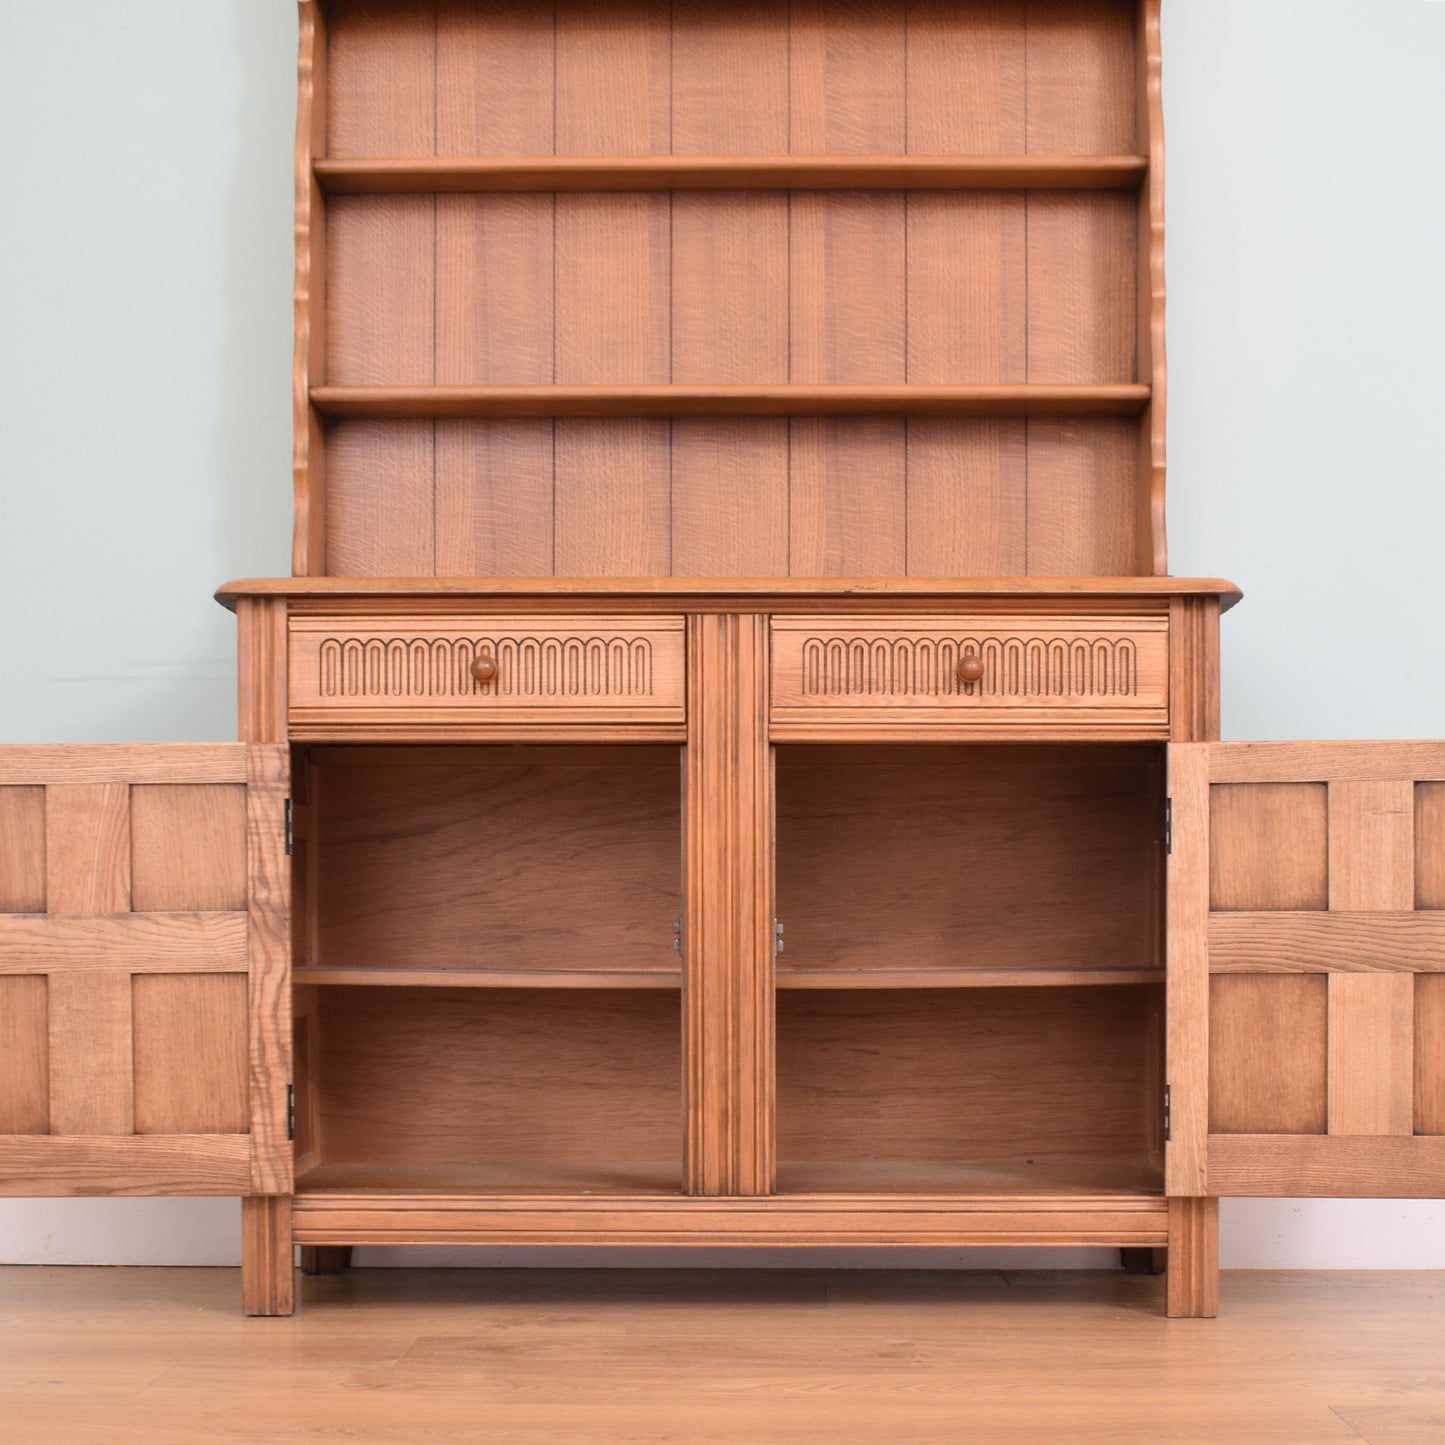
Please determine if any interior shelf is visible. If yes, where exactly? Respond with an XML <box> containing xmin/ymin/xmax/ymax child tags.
<box><xmin>309</xmin><ymin>384</ymin><xmax>1152</xmax><ymax>421</ymax></box>
<box><xmin>314</xmin><ymin>154</ymin><xmax>1149</xmax><ymax>194</ymax></box>
<box><xmin>294</xmin><ymin>1160</ymin><xmax>682</xmax><ymax>1197</ymax></box>
<box><xmin>294</xmin><ymin>967</ymin><xmax>681</xmax><ymax>990</ymax></box>
<box><xmin>774</xmin><ymin>1160</ymin><xmax>1164</xmax><ymax>1197</ymax></box>
<box><xmin>775</xmin><ymin>968</ymin><xmax>1166</xmax><ymax>990</ymax></box>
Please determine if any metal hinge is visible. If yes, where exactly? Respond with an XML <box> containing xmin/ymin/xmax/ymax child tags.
<box><xmin>1164</xmin><ymin>797</ymin><xmax>1173</xmax><ymax>856</ymax></box>
<box><xmin>775</xmin><ymin>920</ymin><xmax>784</xmax><ymax>955</ymax></box>
<box><xmin>284</xmin><ymin>799</ymin><xmax>294</xmax><ymax>856</ymax></box>
<box><xmin>673</xmin><ymin>920</ymin><xmax>682</xmax><ymax>954</ymax></box>
<box><xmin>286</xmin><ymin>1084</ymin><xmax>295</xmax><ymax>1142</ymax></box>
<box><xmin>1163</xmin><ymin>1084</ymin><xmax>1172</xmax><ymax>1143</ymax></box>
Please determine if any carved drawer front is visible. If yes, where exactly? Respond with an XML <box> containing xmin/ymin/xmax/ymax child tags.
<box><xmin>289</xmin><ymin>615</ymin><xmax>686</xmax><ymax>736</ymax></box>
<box><xmin>770</xmin><ymin>614</ymin><xmax>1170</xmax><ymax>737</ymax></box>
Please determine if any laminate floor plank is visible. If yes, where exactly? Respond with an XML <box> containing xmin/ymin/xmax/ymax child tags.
<box><xmin>0</xmin><ymin>1267</ymin><xmax>1441</xmax><ymax>1443</ymax></box>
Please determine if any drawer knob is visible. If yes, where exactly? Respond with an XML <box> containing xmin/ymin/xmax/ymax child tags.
<box><xmin>957</xmin><ymin>650</ymin><xmax>985</xmax><ymax>684</ymax></box>
<box><xmin>470</xmin><ymin>650</ymin><xmax>499</xmax><ymax>683</ymax></box>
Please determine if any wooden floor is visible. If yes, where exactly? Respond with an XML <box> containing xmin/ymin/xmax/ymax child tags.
<box><xmin>1</xmin><ymin>1267</ymin><xmax>1442</xmax><ymax>1442</ymax></box>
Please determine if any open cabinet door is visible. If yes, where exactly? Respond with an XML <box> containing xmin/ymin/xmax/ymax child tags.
<box><xmin>1168</xmin><ymin>743</ymin><xmax>1445</xmax><ymax>1198</ymax></box>
<box><xmin>0</xmin><ymin>745</ymin><xmax>290</xmax><ymax>1197</ymax></box>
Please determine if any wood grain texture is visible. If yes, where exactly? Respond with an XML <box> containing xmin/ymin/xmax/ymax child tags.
<box><xmin>1327</xmin><ymin>973</ymin><xmax>1414</xmax><ymax>1138</ymax></box>
<box><xmin>776</xmin><ymin>987</ymin><xmax>1161</xmax><ymax>1178</ymax></box>
<box><xmin>132</xmin><ymin>975</ymin><xmax>249</xmax><ymax>1136</ymax></box>
<box><xmin>671</xmin><ymin>0</ymin><xmax>787</xmax><ymax>155</ymax></box>
<box><xmin>313</xmin><ymin>987</ymin><xmax>681</xmax><ymax>1180</ymax></box>
<box><xmin>906</xmin><ymin>0</ymin><xmax>1025</xmax><ymax>153</ymax></box>
<box><xmin>1208</xmin><ymin>976</ymin><xmax>1327</xmax><ymax>1135</ymax></box>
<box><xmin>293</xmin><ymin>0</ymin><xmax>328</xmax><ymax>574</ymax></box>
<box><xmin>1165</xmin><ymin>1196</ymin><xmax>1218</xmax><ymax>1319</ymax></box>
<box><xmin>434</xmin><ymin>0</ymin><xmax>554</xmax><ymax>156</ymax></box>
<box><xmin>1329</xmin><ymin>780</ymin><xmax>1415</xmax><ymax>911</ymax></box>
<box><xmin>0</xmin><ymin>915</ymin><xmax>247</xmax><ymax>973</ymax></box>
<box><xmin>1417</xmin><ymin>782</ymin><xmax>1445</xmax><ymax>909</ymax></box>
<box><xmin>246</xmin><ymin>745</ymin><xmax>292</xmax><ymax>1197</ymax></box>
<box><xmin>1026</xmin><ymin>0</ymin><xmax>1137</xmax><ymax>154</ymax></box>
<box><xmin>326</xmin><ymin>0</ymin><xmax>436</xmax><ymax>158</ymax></box>
<box><xmin>0</xmin><ymin>976</ymin><xmax>48</xmax><ymax>1134</ymax></box>
<box><xmin>242</xmin><ymin>1195</ymin><xmax>295</xmax><ymax>1317</ymax></box>
<box><xmin>1417</xmin><ymin>973</ymin><xmax>1445</xmax><ymax>1134</ymax></box>
<box><xmin>776</xmin><ymin>745</ymin><xmax>1164</xmax><ymax>975</ymax></box>
<box><xmin>1207</xmin><ymin>742</ymin><xmax>1445</xmax><ymax>785</ymax></box>
<box><xmin>1137</xmin><ymin>0</ymin><xmax>1168</xmax><ymax>573</ymax></box>
<box><xmin>685</xmin><ymin>615</ymin><xmax>774</xmax><ymax>1196</ymax></box>
<box><xmin>1209</xmin><ymin>784</ymin><xmax>1328</xmax><ymax>912</ymax></box>
<box><xmin>554</xmin><ymin>420</ymin><xmax>671</xmax><ymax>575</ymax></box>
<box><xmin>311</xmin><ymin>746</ymin><xmax>681</xmax><ymax>974</ymax></box>
<box><xmin>324</xmin><ymin>420</ymin><xmax>437</xmax><ymax>576</ymax></box>
<box><xmin>1168</xmin><ymin>597</ymin><xmax>1220</xmax><ymax>743</ymax></box>
<box><xmin>788</xmin><ymin>0</ymin><xmax>905</xmax><ymax>155</ymax></box>
<box><xmin>788</xmin><ymin>420</ymin><xmax>906</xmax><ymax>576</ymax></box>
<box><xmin>1209</xmin><ymin>912</ymin><xmax>1445</xmax><ymax>974</ymax></box>
<box><xmin>236</xmin><ymin>597</ymin><xmax>289</xmax><ymax>746</ymax></box>
<box><xmin>555</xmin><ymin>0</ymin><xmax>669</xmax><ymax>155</ymax></box>
<box><xmin>44</xmin><ymin>785</ymin><xmax>129</xmax><ymax>915</ymax></box>
<box><xmin>904</xmin><ymin>421</ymin><xmax>1027</xmax><ymax>576</ymax></box>
<box><xmin>0</xmin><ymin>1137</ymin><xmax>252</xmax><ymax>1198</ymax></box>
<box><xmin>0</xmin><ymin>787</ymin><xmax>44</xmax><ymax>912</ymax></box>
<box><xmin>670</xmin><ymin>421</ymin><xmax>790</xmax><ymax>576</ymax></box>
<box><xmin>1208</xmin><ymin>1135</ymin><xmax>1445</xmax><ymax>1198</ymax></box>
<box><xmin>1165</xmin><ymin>744</ymin><xmax>1208</xmax><ymax>1196</ymax></box>
<box><xmin>130</xmin><ymin>785</ymin><xmax>247</xmax><ymax>914</ymax></box>
<box><xmin>433</xmin><ymin>420</ymin><xmax>555</xmax><ymax>576</ymax></box>
<box><xmin>1024</xmin><ymin>419</ymin><xmax>1140</xmax><ymax>575</ymax></box>
<box><xmin>47</xmin><ymin>972</ymin><xmax>132</xmax><ymax>1137</ymax></box>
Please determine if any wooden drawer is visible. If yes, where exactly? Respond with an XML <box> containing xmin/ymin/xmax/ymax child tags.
<box><xmin>289</xmin><ymin>615</ymin><xmax>686</xmax><ymax>737</ymax></box>
<box><xmin>770</xmin><ymin>614</ymin><xmax>1170</xmax><ymax>737</ymax></box>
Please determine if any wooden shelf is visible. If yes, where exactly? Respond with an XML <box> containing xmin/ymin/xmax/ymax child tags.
<box><xmin>774</xmin><ymin>1160</ymin><xmax>1164</xmax><ymax>1197</ymax></box>
<box><xmin>315</xmin><ymin>153</ymin><xmax>1149</xmax><ymax>195</ymax></box>
<box><xmin>309</xmin><ymin>384</ymin><xmax>1151</xmax><ymax>421</ymax></box>
<box><xmin>295</xmin><ymin>1160</ymin><xmax>683</xmax><ymax>1196</ymax></box>
<box><xmin>776</xmin><ymin>968</ymin><xmax>1165</xmax><ymax>990</ymax></box>
<box><xmin>294</xmin><ymin>967</ymin><xmax>681</xmax><ymax>990</ymax></box>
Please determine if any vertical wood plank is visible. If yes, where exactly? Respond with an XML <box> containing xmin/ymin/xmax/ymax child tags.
<box><xmin>130</xmin><ymin>785</ymin><xmax>247</xmax><ymax>914</ymax></box>
<box><xmin>789</xmin><ymin>419</ymin><xmax>907</xmax><ymax>576</ymax></box>
<box><xmin>907</xmin><ymin>195</ymin><xmax>1026</xmax><ymax>384</ymax></box>
<box><xmin>1137</xmin><ymin>0</ymin><xmax>1168</xmax><ymax>574</ymax></box>
<box><xmin>132</xmin><ymin>976</ymin><xmax>249</xmax><ymax>1136</ymax></box>
<box><xmin>555</xmin><ymin>0</ymin><xmax>669</xmax><ymax>155</ymax></box>
<box><xmin>435</xmin><ymin>0</ymin><xmax>554</xmax><ymax>155</ymax></box>
<box><xmin>1416</xmin><ymin>783</ymin><xmax>1445</xmax><ymax>909</ymax></box>
<box><xmin>48</xmin><ymin>973</ymin><xmax>132</xmax><ymax>1136</ymax></box>
<box><xmin>434</xmin><ymin>421</ymin><xmax>555</xmax><ymax>576</ymax></box>
<box><xmin>685</xmin><ymin>615</ymin><xmax>774</xmax><ymax>1196</ymax></box>
<box><xmin>1166</xmin><ymin>1195</ymin><xmax>1219</xmax><ymax>1319</ymax></box>
<box><xmin>45</xmin><ymin>785</ymin><xmax>129</xmax><ymax>916</ymax></box>
<box><xmin>1417</xmin><ymin>974</ymin><xmax>1445</xmax><ymax>1135</ymax></box>
<box><xmin>0</xmin><ymin>788</ymin><xmax>45</xmax><ymax>912</ymax></box>
<box><xmin>0</xmin><ymin>977</ymin><xmax>49</xmax><ymax>1134</ymax></box>
<box><xmin>236</xmin><ymin>597</ymin><xmax>289</xmax><ymax>747</ymax></box>
<box><xmin>324</xmin><ymin>421</ymin><xmax>437</xmax><ymax>576</ymax></box>
<box><xmin>1027</xmin><ymin>194</ymin><xmax>1136</xmax><ymax>384</ymax></box>
<box><xmin>248</xmin><ymin>746</ymin><xmax>293</xmax><ymax>1197</ymax></box>
<box><xmin>1169</xmin><ymin>597</ymin><xmax>1221</xmax><ymax>744</ymax></box>
<box><xmin>905</xmin><ymin>420</ymin><xmax>1027</xmax><ymax>576</ymax></box>
<box><xmin>1209</xmin><ymin>976</ymin><xmax>1327</xmax><ymax>1135</ymax></box>
<box><xmin>242</xmin><ymin>1195</ymin><xmax>295</xmax><ymax>1317</ymax></box>
<box><xmin>1025</xmin><ymin>418</ymin><xmax>1138</xmax><ymax>575</ymax></box>
<box><xmin>906</xmin><ymin>0</ymin><xmax>1026</xmax><ymax>153</ymax></box>
<box><xmin>554</xmin><ymin>421</ymin><xmax>671</xmax><ymax>576</ymax></box>
<box><xmin>326</xmin><ymin>0</ymin><xmax>437</xmax><ymax>157</ymax></box>
<box><xmin>1025</xmin><ymin>0</ymin><xmax>1137</xmax><ymax>154</ymax></box>
<box><xmin>790</xmin><ymin>195</ymin><xmax>906</xmax><ymax>384</ymax></box>
<box><xmin>555</xmin><ymin>195</ymin><xmax>670</xmax><ymax>384</ymax></box>
<box><xmin>1328</xmin><ymin>974</ymin><xmax>1415</xmax><ymax>1138</ymax></box>
<box><xmin>672</xmin><ymin>421</ymin><xmax>790</xmax><ymax>576</ymax></box>
<box><xmin>1210</xmin><ymin>784</ymin><xmax>1329</xmax><ymax>912</ymax></box>
<box><xmin>1165</xmin><ymin>744</ymin><xmax>1208</xmax><ymax>1196</ymax></box>
<box><xmin>789</xmin><ymin>0</ymin><xmax>906</xmax><ymax>153</ymax></box>
<box><xmin>671</xmin><ymin>0</ymin><xmax>788</xmax><ymax>154</ymax></box>
<box><xmin>1330</xmin><ymin>781</ymin><xmax>1415</xmax><ymax>912</ymax></box>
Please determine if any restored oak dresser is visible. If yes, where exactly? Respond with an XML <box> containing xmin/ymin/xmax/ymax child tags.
<box><xmin>2</xmin><ymin>0</ymin><xmax>1441</xmax><ymax>1319</ymax></box>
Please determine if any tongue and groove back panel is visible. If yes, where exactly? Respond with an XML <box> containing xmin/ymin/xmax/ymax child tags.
<box><xmin>300</xmin><ymin>0</ymin><xmax>1161</xmax><ymax>579</ymax></box>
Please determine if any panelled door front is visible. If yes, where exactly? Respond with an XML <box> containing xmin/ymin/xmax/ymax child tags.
<box><xmin>1168</xmin><ymin>743</ymin><xmax>1445</xmax><ymax>1198</ymax></box>
<box><xmin>0</xmin><ymin>745</ymin><xmax>290</xmax><ymax>1196</ymax></box>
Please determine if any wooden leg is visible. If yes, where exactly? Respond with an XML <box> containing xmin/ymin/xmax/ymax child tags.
<box><xmin>1166</xmin><ymin>1196</ymin><xmax>1219</xmax><ymax>1318</ymax></box>
<box><xmin>242</xmin><ymin>1195</ymin><xmax>295</xmax><ymax>1317</ymax></box>
<box><xmin>1120</xmin><ymin>1247</ymin><xmax>1167</xmax><ymax>1276</ymax></box>
<box><xmin>300</xmin><ymin>1245</ymin><xmax>352</xmax><ymax>1276</ymax></box>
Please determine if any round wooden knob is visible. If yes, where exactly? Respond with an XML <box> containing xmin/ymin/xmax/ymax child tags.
<box><xmin>957</xmin><ymin>650</ymin><xmax>984</xmax><ymax>684</ymax></box>
<box><xmin>470</xmin><ymin>650</ymin><xmax>498</xmax><ymax>683</ymax></box>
